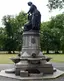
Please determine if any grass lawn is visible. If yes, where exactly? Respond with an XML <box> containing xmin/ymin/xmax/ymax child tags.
<box><xmin>45</xmin><ymin>54</ymin><xmax>64</xmax><ymax>63</ymax></box>
<box><xmin>0</xmin><ymin>54</ymin><xmax>17</xmax><ymax>64</ymax></box>
<box><xmin>0</xmin><ymin>54</ymin><xmax>64</xmax><ymax>64</ymax></box>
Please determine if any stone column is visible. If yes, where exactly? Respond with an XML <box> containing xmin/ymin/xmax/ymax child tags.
<box><xmin>22</xmin><ymin>31</ymin><xmax>41</xmax><ymax>56</ymax></box>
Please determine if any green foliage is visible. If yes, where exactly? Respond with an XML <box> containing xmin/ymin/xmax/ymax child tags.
<box><xmin>40</xmin><ymin>21</ymin><xmax>51</xmax><ymax>53</ymax></box>
<box><xmin>47</xmin><ymin>0</ymin><xmax>64</xmax><ymax>10</ymax></box>
<box><xmin>40</xmin><ymin>13</ymin><xmax>64</xmax><ymax>53</ymax></box>
<box><xmin>0</xmin><ymin>11</ymin><xmax>64</xmax><ymax>54</ymax></box>
<box><xmin>50</xmin><ymin>14</ymin><xmax>64</xmax><ymax>53</ymax></box>
<box><xmin>2</xmin><ymin>11</ymin><xmax>28</xmax><ymax>53</ymax></box>
<box><xmin>0</xmin><ymin>27</ymin><xmax>6</xmax><ymax>50</ymax></box>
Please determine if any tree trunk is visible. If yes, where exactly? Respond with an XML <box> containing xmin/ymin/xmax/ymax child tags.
<box><xmin>8</xmin><ymin>51</ymin><xmax>12</xmax><ymax>54</ymax></box>
<box><xmin>62</xmin><ymin>50</ymin><xmax>64</xmax><ymax>54</ymax></box>
<box><xmin>13</xmin><ymin>51</ymin><xmax>15</xmax><ymax>54</ymax></box>
<box><xmin>47</xmin><ymin>49</ymin><xmax>49</xmax><ymax>54</ymax></box>
<box><xmin>55</xmin><ymin>50</ymin><xmax>59</xmax><ymax>54</ymax></box>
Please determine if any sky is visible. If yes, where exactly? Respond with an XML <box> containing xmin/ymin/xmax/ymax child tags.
<box><xmin>0</xmin><ymin>0</ymin><xmax>64</xmax><ymax>27</ymax></box>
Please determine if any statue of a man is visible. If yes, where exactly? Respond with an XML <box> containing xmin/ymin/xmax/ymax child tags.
<box><xmin>24</xmin><ymin>2</ymin><xmax>41</xmax><ymax>31</ymax></box>
<box><xmin>27</xmin><ymin>2</ymin><xmax>37</xmax><ymax>14</ymax></box>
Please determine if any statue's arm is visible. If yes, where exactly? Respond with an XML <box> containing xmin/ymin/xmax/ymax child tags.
<box><xmin>27</xmin><ymin>8</ymin><xmax>31</xmax><ymax>14</ymax></box>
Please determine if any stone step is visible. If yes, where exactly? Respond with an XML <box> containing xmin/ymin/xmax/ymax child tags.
<box><xmin>20</xmin><ymin>70</ymin><xmax>28</xmax><ymax>77</ymax></box>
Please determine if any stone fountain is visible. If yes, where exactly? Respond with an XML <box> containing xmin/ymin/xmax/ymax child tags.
<box><xmin>15</xmin><ymin>31</ymin><xmax>54</xmax><ymax>77</ymax></box>
<box><xmin>0</xmin><ymin>1</ymin><xmax>64</xmax><ymax>80</ymax></box>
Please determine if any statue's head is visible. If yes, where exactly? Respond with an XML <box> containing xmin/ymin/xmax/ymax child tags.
<box><xmin>28</xmin><ymin>2</ymin><xmax>32</xmax><ymax>6</ymax></box>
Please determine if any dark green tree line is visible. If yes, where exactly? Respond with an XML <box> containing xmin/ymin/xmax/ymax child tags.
<box><xmin>1</xmin><ymin>11</ymin><xmax>27</xmax><ymax>53</ymax></box>
<box><xmin>40</xmin><ymin>13</ymin><xmax>64</xmax><ymax>53</ymax></box>
<box><xmin>0</xmin><ymin>11</ymin><xmax>64</xmax><ymax>53</ymax></box>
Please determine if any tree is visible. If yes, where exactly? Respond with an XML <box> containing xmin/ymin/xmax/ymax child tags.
<box><xmin>47</xmin><ymin>0</ymin><xmax>64</xmax><ymax>10</ymax></box>
<box><xmin>13</xmin><ymin>11</ymin><xmax>28</xmax><ymax>51</ymax></box>
<box><xmin>49</xmin><ymin>14</ymin><xmax>64</xmax><ymax>53</ymax></box>
<box><xmin>2</xmin><ymin>15</ymin><xmax>16</xmax><ymax>53</ymax></box>
<box><xmin>0</xmin><ymin>27</ymin><xmax>6</xmax><ymax>51</ymax></box>
<box><xmin>47</xmin><ymin>0</ymin><xmax>64</xmax><ymax>53</ymax></box>
<box><xmin>40</xmin><ymin>14</ymin><xmax>64</xmax><ymax>53</ymax></box>
<box><xmin>2</xmin><ymin>11</ymin><xmax>28</xmax><ymax>53</ymax></box>
<box><xmin>40</xmin><ymin>21</ymin><xmax>52</xmax><ymax>53</ymax></box>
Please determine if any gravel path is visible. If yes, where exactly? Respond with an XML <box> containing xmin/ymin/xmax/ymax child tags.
<box><xmin>0</xmin><ymin>63</ymin><xmax>64</xmax><ymax>81</ymax></box>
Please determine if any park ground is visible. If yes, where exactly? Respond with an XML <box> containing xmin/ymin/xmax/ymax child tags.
<box><xmin>0</xmin><ymin>53</ymin><xmax>64</xmax><ymax>81</ymax></box>
<box><xmin>0</xmin><ymin>53</ymin><xmax>64</xmax><ymax>64</ymax></box>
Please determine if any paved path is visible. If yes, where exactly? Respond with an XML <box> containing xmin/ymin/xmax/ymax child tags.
<box><xmin>0</xmin><ymin>63</ymin><xmax>64</xmax><ymax>81</ymax></box>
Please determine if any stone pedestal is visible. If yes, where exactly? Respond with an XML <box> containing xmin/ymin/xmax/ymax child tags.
<box><xmin>15</xmin><ymin>31</ymin><xmax>54</xmax><ymax>77</ymax></box>
<box><xmin>20</xmin><ymin>70</ymin><xmax>28</xmax><ymax>77</ymax></box>
<box><xmin>21</xmin><ymin>31</ymin><xmax>41</xmax><ymax>57</ymax></box>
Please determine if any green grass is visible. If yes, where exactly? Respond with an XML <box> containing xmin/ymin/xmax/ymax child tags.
<box><xmin>0</xmin><ymin>54</ymin><xmax>64</xmax><ymax>64</ymax></box>
<box><xmin>45</xmin><ymin>54</ymin><xmax>64</xmax><ymax>63</ymax></box>
<box><xmin>0</xmin><ymin>54</ymin><xmax>17</xmax><ymax>64</ymax></box>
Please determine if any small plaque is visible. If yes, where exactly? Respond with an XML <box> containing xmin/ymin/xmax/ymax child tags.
<box><xmin>31</xmin><ymin>38</ymin><xmax>35</xmax><ymax>44</ymax></box>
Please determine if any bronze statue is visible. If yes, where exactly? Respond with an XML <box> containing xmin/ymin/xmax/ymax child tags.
<box><xmin>24</xmin><ymin>2</ymin><xmax>41</xmax><ymax>31</ymax></box>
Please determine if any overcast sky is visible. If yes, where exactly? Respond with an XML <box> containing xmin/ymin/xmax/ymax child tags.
<box><xmin>0</xmin><ymin>0</ymin><xmax>64</xmax><ymax>27</ymax></box>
